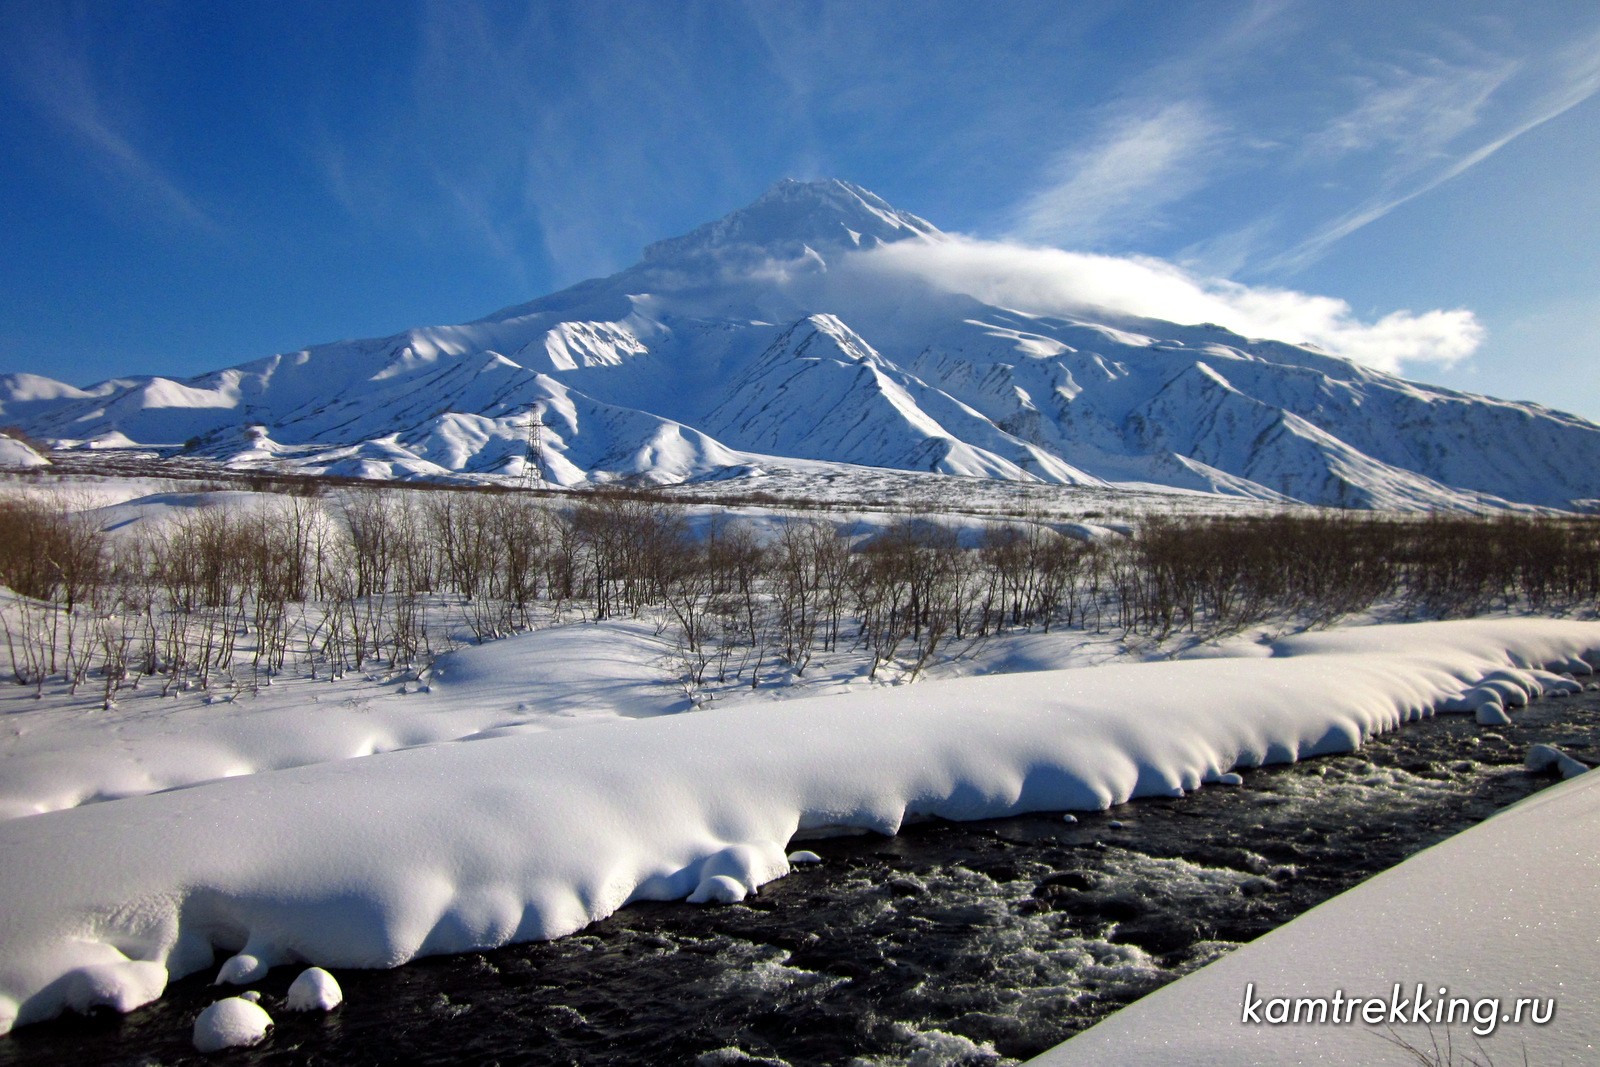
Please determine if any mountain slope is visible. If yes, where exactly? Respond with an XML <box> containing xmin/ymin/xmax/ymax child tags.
<box><xmin>5</xmin><ymin>178</ymin><xmax>1598</xmax><ymax>510</ymax></box>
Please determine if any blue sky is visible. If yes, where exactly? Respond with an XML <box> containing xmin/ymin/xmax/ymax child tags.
<box><xmin>1</xmin><ymin>0</ymin><xmax>1597</xmax><ymax>419</ymax></box>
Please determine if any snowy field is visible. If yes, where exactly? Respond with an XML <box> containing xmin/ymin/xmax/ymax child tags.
<box><xmin>0</xmin><ymin>474</ymin><xmax>1598</xmax><ymax>1063</ymax></box>
<box><xmin>2</xmin><ymin>611</ymin><xmax>1599</xmax><ymax>1054</ymax></box>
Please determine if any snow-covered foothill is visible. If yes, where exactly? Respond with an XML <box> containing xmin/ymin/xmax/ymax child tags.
<box><xmin>284</xmin><ymin>967</ymin><xmax>342</xmax><ymax>1011</ymax></box>
<box><xmin>1032</xmin><ymin>748</ymin><xmax>1600</xmax><ymax>1066</ymax></box>
<box><xmin>0</xmin><ymin>433</ymin><xmax>48</xmax><ymax>468</ymax></box>
<box><xmin>0</xmin><ymin>619</ymin><xmax>1596</xmax><ymax>1035</ymax></box>
<box><xmin>192</xmin><ymin>997</ymin><xmax>272</xmax><ymax>1053</ymax></box>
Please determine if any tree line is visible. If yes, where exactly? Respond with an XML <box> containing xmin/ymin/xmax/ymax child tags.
<box><xmin>1</xmin><ymin>487</ymin><xmax>1597</xmax><ymax>707</ymax></box>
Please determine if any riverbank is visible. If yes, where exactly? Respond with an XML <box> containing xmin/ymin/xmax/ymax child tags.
<box><xmin>4</xmin><ymin>667</ymin><xmax>1597</xmax><ymax>1065</ymax></box>
<box><xmin>1</xmin><ymin>619</ymin><xmax>1597</xmax><ymax>1062</ymax></box>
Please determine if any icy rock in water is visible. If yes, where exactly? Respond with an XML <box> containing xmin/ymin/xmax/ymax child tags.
<box><xmin>285</xmin><ymin>967</ymin><xmax>342</xmax><ymax>1011</ymax></box>
<box><xmin>239</xmin><ymin>991</ymin><xmax>261</xmax><ymax>1004</ymax></box>
<box><xmin>1476</xmin><ymin>703</ymin><xmax>1513</xmax><ymax>726</ymax></box>
<box><xmin>786</xmin><ymin>850</ymin><xmax>822</xmax><ymax>864</ymax></box>
<box><xmin>193</xmin><ymin>997</ymin><xmax>272</xmax><ymax>1053</ymax></box>
<box><xmin>214</xmin><ymin>953</ymin><xmax>267</xmax><ymax>985</ymax></box>
<box><xmin>1526</xmin><ymin>744</ymin><xmax>1590</xmax><ymax>779</ymax></box>
<box><xmin>1216</xmin><ymin>772</ymin><xmax>1244</xmax><ymax>786</ymax></box>
<box><xmin>688</xmin><ymin>874</ymin><xmax>748</xmax><ymax>904</ymax></box>
<box><xmin>1062</xmin><ymin>813</ymin><xmax>1078</xmax><ymax>823</ymax></box>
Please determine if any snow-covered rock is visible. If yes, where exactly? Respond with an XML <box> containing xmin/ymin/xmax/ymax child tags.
<box><xmin>1525</xmin><ymin>742</ymin><xmax>1589</xmax><ymax>779</ymax></box>
<box><xmin>192</xmin><ymin>997</ymin><xmax>272</xmax><ymax>1053</ymax></box>
<box><xmin>214</xmin><ymin>953</ymin><xmax>267</xmax><ymax>985</ymax></box>
<box><xmin>284</xmin><ymin>967</ymin><xmax>342</xmax><ymax>1011</ymax></box>
<box><xmin>687</xmin><ymin>875</ymin><xmax>750</xmax><ymax>905</ymax></box>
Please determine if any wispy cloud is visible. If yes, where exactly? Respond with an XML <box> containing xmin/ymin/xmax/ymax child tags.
<box><xmin>392</xmin><ymin>1</ymin><xmax>771</xmax><ymax>288</ymax></box>
<box><xmin>849</xmin><ymin>235</ymin><xmax>1482</xmax><ymax>374</ymax></box>
<box><xmin>1301</xmin><ymin>53</ymin><xmax>1517</xmax><ymax>163</ymax></box>
<box><xmin>1264</xmin><ymin>26</ymin><xmax>1600</xmax><ymax>273</ymax></box>
<box><xmin>0</xmin><ymin>6</ymin><xmax>218</xmax><ymax>232</ymax></box>
<box><xmin>1010</xmin><ymin>101</ymin><xmax>1226</xmax><ymax>247</ymax></box>
<box><xmin>1003</xmin><ymin>1</ymin><xmax>1294</xmax><ymax>250</ymax></box>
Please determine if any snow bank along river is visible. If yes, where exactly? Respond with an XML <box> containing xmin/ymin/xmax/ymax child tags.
<box><xmin>0</xmin><ymin>619</ymin><xmax>1598</xmax><ymax>1063</ymax></box>
<box><xmin>4</xmin><ymin>668</ymin><xmax>1598</xmax><ymax>1065</ymax></box>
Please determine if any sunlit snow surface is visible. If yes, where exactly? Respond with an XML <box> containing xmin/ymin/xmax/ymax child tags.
<box><xmin>0</xmin><ymin>617</ymin><xmax>1597</xmax><ymax>1044</ymax></box>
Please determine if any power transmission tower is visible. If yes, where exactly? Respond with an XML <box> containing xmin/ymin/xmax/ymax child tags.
<box><xmin>523</xmin><ymin>407</ymin><xmax>545</xmax><ymax>490</ymax></box>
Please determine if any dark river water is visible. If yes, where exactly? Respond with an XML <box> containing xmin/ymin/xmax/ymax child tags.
<box><xmin>5</xmin><ymin>689</ymin><xmax>1599</xmax><ymax>1066</ymax></box>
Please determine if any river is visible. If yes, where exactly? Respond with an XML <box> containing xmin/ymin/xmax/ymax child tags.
<box><xmin>4</xmin><ymin>689</ymin><xmax>1597</xmax><ymax>1066</ymax></box>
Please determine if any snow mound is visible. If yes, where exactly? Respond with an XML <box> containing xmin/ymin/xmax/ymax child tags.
<box><xmin>214</xmin><ymin>953</ymin><xmax>267</xmax><ymax>985</ymax></box>
<box><xmin>284</xmin><ymin>967</ymin><xmax>342</xmax><ymax>1011</ymax></box>
<box><xmin>192</xmin><ymin>997</ymin><xmax>272</xmax><ymax>1053</ymax></box>
<box><xmin>687</xmin><ymin>875</ymin><xmax>750</xmax><ymax>905</ymax></box>
<box><xmin>1525</xmin><ymin>743</ymin><xmax>1589</xmax><ymax>779</ymax></box>
<box><xmin>0</xmin><ymin>619</ymin><xmax>1597</xmax><ymax>1034</ymax></box>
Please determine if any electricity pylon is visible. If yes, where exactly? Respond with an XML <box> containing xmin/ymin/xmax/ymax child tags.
<box><xmin>523</xmin><ymin>407</ymin><xmax>545</xmax><ymax>490</ymax></box>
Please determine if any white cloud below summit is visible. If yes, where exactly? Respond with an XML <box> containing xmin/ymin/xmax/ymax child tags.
<box><xmin>852</xmin><ymin>235</ymin><xmax>1483</xmax><ymax>375</ymax></box>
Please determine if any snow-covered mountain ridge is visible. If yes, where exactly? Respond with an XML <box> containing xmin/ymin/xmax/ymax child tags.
<box><xmin>5</xmin><ymin>177</ymin><xmax>1598</xmax><ymax>510</ymax></box>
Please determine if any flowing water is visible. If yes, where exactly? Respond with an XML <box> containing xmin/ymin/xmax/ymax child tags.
<box><xmin>5</xmin><ymin>690</ymin><xmax>1599</xmax><ymax>1066</ymax></box>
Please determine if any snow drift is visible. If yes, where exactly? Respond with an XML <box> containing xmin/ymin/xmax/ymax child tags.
<box><xmin>0</xmin><ymin>618</ymin><xmax>1597</xmax><ymax>1035</ymax></box>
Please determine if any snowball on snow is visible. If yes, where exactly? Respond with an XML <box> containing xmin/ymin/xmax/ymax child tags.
<box><xmin>687</xmin><ymin>874</ymin><xmax>748</xmax><ymax>904</ymax></box>
<box><xmin>214</xmin><ymin>953</ymin><xmax>267</xmax><ymax>985</ymax></box>
<box><xmin>193</xmin><ymin>997</ymin><xmax>272</xmax><ymax>1053</ymax></box>
<box><xmin>786</xmin><ymin>850</ymin><xmax>822</xmax><ymax>864</ymax></box>
<box><xmin>284</xmin><ymin>967</ymin><xmax>342</xmax><ymax>1011</ymax></box>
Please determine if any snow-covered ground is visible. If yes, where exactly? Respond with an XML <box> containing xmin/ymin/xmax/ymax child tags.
<box><xmin>1</xmin><ymin>614</ymin><xmax>1597</xmax><ymax>1050</ymax></box>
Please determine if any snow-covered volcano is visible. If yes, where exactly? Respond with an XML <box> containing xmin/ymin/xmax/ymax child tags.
<box><xmin>6</xmin><ymin>178</ymin><xmax>1599</xmax><ymax>510</ymax></box>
